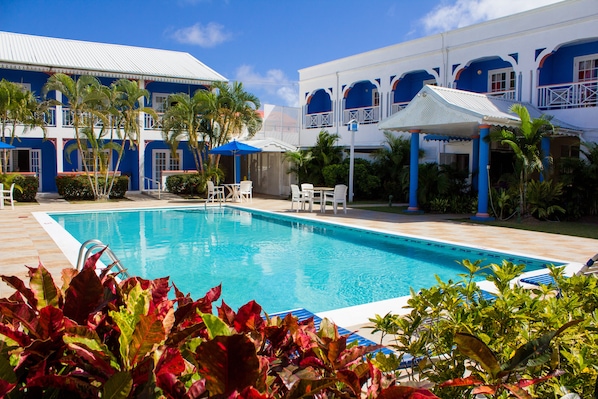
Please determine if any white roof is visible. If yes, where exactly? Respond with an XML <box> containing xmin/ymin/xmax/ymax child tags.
<box><xmin>0</xmin><ymin>31</ymin><xmax>227</xmax><ymax>85</ymax></box>
<box><xmin>241</xmin><ymin>137</ymin><xmax>297</xmax><ymax>153</ymax></box>
<box><xmin>378</xmin><ymin>85</ymin><xmax>582</xmax><ymax>137</ymax></box>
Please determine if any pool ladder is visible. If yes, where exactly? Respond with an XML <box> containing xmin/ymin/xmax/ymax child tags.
<box><xmin>76</xmin><ymin>239</ymin><xmax>130</xmax><ymax>279</ymax></box>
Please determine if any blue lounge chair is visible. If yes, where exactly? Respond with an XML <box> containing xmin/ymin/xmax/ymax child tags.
<box><xmin>519</xmin><ymin>253</ymin><xmax>598</xmax><ymax>287</ymax></box>
<box><xmin>266</xmin><ymin>308</ymin><xmax>417</xmax><ymax>366</ymax></box>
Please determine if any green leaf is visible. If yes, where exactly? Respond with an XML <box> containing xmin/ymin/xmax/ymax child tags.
<box><xmin>200</xmin><ymin>313</ymin><xmax>232</xmax><ymax>339</ymax></box>
<box><xmin>0</xmin><ymin>354</ymin><xmax>16</xmax><ymax>384</ymax></box>
<box><xmin>102</xmin><ymin>371</ymin><xmax>133</xmax><ymax>399</ymax></box>
<box><xmin>29</xmin><ymin>265</ymin><xmax>60</xmax><ymax>308</ymax></box>
<box><xmin>455</xmin><ymin>332</ymin><xmax>502</xmax><ymax>378</ymax></box>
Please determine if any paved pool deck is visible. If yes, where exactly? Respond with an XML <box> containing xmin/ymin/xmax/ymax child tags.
<box><xmin>1</xmin><ymin>193</ymin><xmax>596</xmax><ymax>337</ymax></box>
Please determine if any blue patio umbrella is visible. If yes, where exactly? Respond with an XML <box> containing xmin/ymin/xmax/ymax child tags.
<box><xmin>0</xmin><ymin>142</ymin><xmax>15</xmax><ymax>149</ymax></box>
<box><xmin>209</xmin><ymin>140</ymin><xmax>262</xmax><ymax>183</ymax></box>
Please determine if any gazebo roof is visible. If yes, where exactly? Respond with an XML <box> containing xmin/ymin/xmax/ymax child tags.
<box><xmin>378</xmin><ymin>85</ymin><xmax>582</xmax><ymax>137</ymax></box>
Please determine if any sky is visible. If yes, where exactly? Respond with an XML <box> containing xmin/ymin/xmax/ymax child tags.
<box><xmin>1</xmin><ymin>0</ymin><xmax>566</xmax><ymax>108</ymax></box>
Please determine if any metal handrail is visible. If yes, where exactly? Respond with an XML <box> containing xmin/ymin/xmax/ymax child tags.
<box><xmin>143</xmin><ymin>176</ymin><xmax>162</xmax><ymax>199</ymax></box>
<box><xmin>76</xmin><ymin>239</ymin><xmax>130</xmax><ymax>279</ymax></box>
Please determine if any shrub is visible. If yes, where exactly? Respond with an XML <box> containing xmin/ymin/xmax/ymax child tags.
<box><xmin>165</xmin><ymin>173</ymin><xmax>204</xmax><ymax>196</ymax></box>
<box><xmin>369</xmin><ymin>260</ymin><xmax>598</xmax><ymax>398</ymax></box>
<box><xmin>0</xmin><ymin>259</ymin><xmax>438</xmax><ymax>398</ymax></box>
<box><xmin>56</xmin><ymin>175</ymin><xmax>129</xmax><ymax>200</ymax></box>
<box><xmin>527</xmin><ymin>179</ymin><xmax>565</xmax><ymax>220</ymax></box>
<box><xmin>0</xmin><ymin>174</ymin><xmax>39</xmax><ymax>202</ymax></box>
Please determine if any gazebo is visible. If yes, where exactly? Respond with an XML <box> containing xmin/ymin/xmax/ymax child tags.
<box><xmin>378</xmin><ymin>85</ymin><xmax>582</xmax><ymax>220</ymax></box>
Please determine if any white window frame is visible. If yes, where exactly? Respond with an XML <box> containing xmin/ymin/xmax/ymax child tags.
<box><xmin>574</xmin><ymin>53</ymin><xmax>598</xmax><ymax>82</ymax></box>
<box><xmin>79</xmin><ymin>149</ymin><xmax>113</xmax><ymax>172</ymax></box>
<box><xmin>152</xmin><ymin>93</ymin><xmax>170</xmax><ymax>112</ymax></box>
<box><xmin>488</xmin><ymin>67</ymin><xmax>515</xmax><ymax>93</ymax></box>
<box><xmin>153</xmin><ymin>149</ymin><xmax>183</xmax><ymax>187</ymax></box>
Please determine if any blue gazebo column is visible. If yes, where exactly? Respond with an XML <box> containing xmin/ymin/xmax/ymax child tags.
<box><xmin>471</xmin><ymin>134</ymin><xmax>480</xmax><ymax>191</ymax></box>
<box><xmin>407</xmin><ymin>129</ymin><xmax>420</xmax><ymax>212</ymax></box>
<box><xmin>541</xmin><ymin>136</ymin><xmax>551</xmax><ymax>182</ymax></box>
<box><xmin>473</xmin><ymin>124</ymin><xmax>493</xmax><ymax>220</ymax></box>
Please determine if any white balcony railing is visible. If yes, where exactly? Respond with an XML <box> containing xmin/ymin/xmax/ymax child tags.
<box><xmin>61</xmin><ymin>108</ymin><xmax>106</xmax><ymax>128</ymax></box>
<box><xmin>537</xmin><ymin>80</ymin><xmax>597</xmax><ymax>110</ymax></box>
<box><xmin>391</xmin><ymin>102</ymin><xmax>409</xmax><ymax>115</ymax></box>
<box><xmin>305</xmin><ymin>111</ymin><xmax>333</xmax><ymax>129</ymax></box>
<box><xmin>486</xmin><ymin>90</ymin><xmax>516</xmax><ymax>100</ymax></box>
<box><xmin>343</xmin><ymin>106</ymin><xmax>379</xmax><ymax>125</ymax></box>
<box><xmin>44</xmin><ymin>108</ymin><xmax>56</xmax><ymax>127</ymax></box>
<box><xmin>144</xmin><ymin>112</ymin><xmax>163</xmax><ymax>130</ymax></box>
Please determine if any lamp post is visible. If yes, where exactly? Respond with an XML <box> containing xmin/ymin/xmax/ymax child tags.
<box><xmin>347</xmin><ymin>119</ymin><xmax>358</xmax><ymax>203</ymax></box>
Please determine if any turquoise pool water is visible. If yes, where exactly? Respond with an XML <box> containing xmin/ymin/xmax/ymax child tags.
<box><xmin>50</xmin><ymin>207</ymin><xmax>552</xmax><ymax>313</ymax></box>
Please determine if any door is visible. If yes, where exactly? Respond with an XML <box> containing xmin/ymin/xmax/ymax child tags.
<box><xmin>152</xmin><ymin>149</ymin><xmax>182</xmax><ymax>189</ymax></box>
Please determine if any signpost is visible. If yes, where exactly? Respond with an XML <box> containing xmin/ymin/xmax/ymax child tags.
<box><xmin>347</xmin><ymin>119</ymin><xmax>358</xmax><ymax>202</ymax></box>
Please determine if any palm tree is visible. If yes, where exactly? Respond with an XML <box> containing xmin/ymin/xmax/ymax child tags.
<box><xmin>44</xmin><ymin>73</ymin><xmax>110</xmax><ymax>199</ymax></box>
<box><xmin>283</xmin><ymin>149</ymin><xmax>313</xmax><ymax>183</ymax></box>
<box><xmin>105</xmin><ymin>79</ymin><xmax>155</xmax><ymax>197</ymax></box>
<box><xmin>306</xmin><ymin>130</ymin><xmax>343</xmax><ymax>184</ymax></box>
<box><xmin>0</xmin><ymin>79</ymin><xmax>48</xmax><ymax>173</ymax></box>
<box><xmin>202</xmin><ymin>81</ymin><xmax>262</xmax><ymax>168</ymax></box>
<box><xmin>161</xmin><ymin>91</ymin><xmax>208</xmax><ymax>173</ymax></box>
<box><xmin>371</xmin><ymin>131</ymin><xmax>413</xmax><ymax>200</ymax></box>
<box><xmin>488</xmin><ymin>104</ymin><xmax>554</xmax><ymax>217</ymax></box>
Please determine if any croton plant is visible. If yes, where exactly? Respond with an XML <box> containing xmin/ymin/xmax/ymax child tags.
<box><xmin>0</xmin><ymin>250</ymin><xmax>438</xmax><ymax>398</ymax></box>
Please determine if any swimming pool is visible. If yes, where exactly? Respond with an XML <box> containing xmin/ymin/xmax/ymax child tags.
<box><xmin>49</xmin><ymin>207</ymin><xmax>553</xmax><ymax>313</ymax></box>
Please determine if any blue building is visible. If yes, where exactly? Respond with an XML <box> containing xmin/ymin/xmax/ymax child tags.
<box><xmin>298</xmin><ymin>0</ymin><xmax>598</xmax><ymax>216</ymax></box>
<box><xmin>0</xmin><ymin>31</ymin><xmax>227</xmax><ymax>193</ymax></box>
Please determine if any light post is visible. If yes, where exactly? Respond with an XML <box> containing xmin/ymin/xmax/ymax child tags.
<box><xmin>347</xmin><ymin>119</ymin><xmax>358</xmax><ymax>203</ymax></box>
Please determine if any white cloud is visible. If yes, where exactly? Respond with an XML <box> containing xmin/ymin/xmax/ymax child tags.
<box><xmin>421</xmin><ymin>0</ymin><xmax>566</xmax><ymax>34</ymax></box>
<box><xmin>171</xmin><ymin>22</ymin><xmax>231</xmax><ymax>48</ymax></box>
<box><xmin>235</xmin><ymin>65</ymin><xmax>299</xmax><ymax>107</ymax></box>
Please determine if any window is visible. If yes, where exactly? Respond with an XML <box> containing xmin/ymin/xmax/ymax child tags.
<box><xmin>372</xmin><ymin>88</ymin><xmax>380</xmax><ymax>107</ymax></box>
<box><xmin>574</xmin><ymin>54</ymin><xmax>598</xmax><ymax>82</ymax></box>
<box><xmin>488</xmin><ymin>68</ymin><xmax>515</xmax><ymax>93</ymax></box>
<box><xmin>152</xmin><ymin>93</ymin><xmax>170</xmax><ymax>112</ymax></box>
<box><xmin>81</xmin><ymin>149</ymin><xmax>112</xmax><ymax>172</ymax></box>
<box><xmin>153</xmin><ymin>149</ymin><xmax>182</xmax><ymax>186</ymax></box>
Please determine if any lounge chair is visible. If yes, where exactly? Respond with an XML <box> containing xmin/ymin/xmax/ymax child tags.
<box><xmin>267</xmin><ymin>308</ymin><xmax>401</xmax><ymax>360</ymax></box>
<box><xmin>239</xmin><ymin>180</ymin><xmax>253</xmax><ymax>202</ymax></box>
<box><xmin>0</xmin><ymin>183</ymin><xmax>15</xmax><ymax>210</ymax></box>
<box><xmin>290</xmin><ymin>184</ymin><xmax>310</xmax><ymax>212</ymax></box>
<box><xmin>206</xmin><ymin>180</ymin><xmax>225</xmax><ymax>203</ymax></box>
<box><xmin>324</xmin><ymin>184</ymin><xmax>347</xmax><ymax>214</ymax></box>
<box><xmin>518</xmin><ymin>253</ymin><xmax>598</xmax><ymax>286</ymax></box>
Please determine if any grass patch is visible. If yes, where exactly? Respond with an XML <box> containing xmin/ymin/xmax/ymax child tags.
<box><xmin>356</xmin><ymin>205</ymin><xmax>409</xmax><ymax>214</ymax></box>
<box><xmin>465</xmin><ymin>218</ymin><xmax>598</xmax><ymax>239</ymax></box>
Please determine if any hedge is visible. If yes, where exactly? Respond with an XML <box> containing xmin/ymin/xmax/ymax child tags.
<box><xmin>56</xmin><ymin>175</ymin><xmax>129</xmax><ymax>200</ymax></box>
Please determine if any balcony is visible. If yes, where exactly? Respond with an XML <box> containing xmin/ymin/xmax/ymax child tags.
<box><xmin>144</xmin><ymin>113</ymin><xmax>163</xmax><ymax>130</ymax></box>
<box><xmin>391</xmin><ymin>102</ymin><xmax>409</xmax><ymax>115</ymax></box>
<box><xmin>305</xmin><ymin>111</ymin><xmax>333</xmax><ymax>129</ymax></box>
<box><xmin>44</xmin><ymin>108</ymin><xmax>56</xmax><ymax>127</ymax></box>
<box><xmin>343</xmin><ymin>106</ymin><xmax>379</xmax><ymax>125</ymax></box>
<box><xmin>486</xmin><ymin>90</ymin><xmax>516</xmax><ymax>100</ymax></box>
<box><xmin>537</xmin><ymin>80</ymin><xmax>597</xmax><ymax>110</ymax></box>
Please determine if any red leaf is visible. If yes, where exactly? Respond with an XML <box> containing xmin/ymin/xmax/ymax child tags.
<box><xmin>472</xmin><ymin>385</ymin><xmax>497</xmax><ymax>395</ymax></box>
<box><xmin>218</xmin><ymin>301</ymin><xmax>236</xmax><ymax>326</ymax></box>
<box><xmin>336</xmin><ymin>369</ymin><xmax>361</xmax><ymax>395</ymax></box>
<box><xmin>38</xmin><ymin>306</ymin><xmax>65</xmax><ymax>340</ymax></box>
<box><xmin>26</xmin><ymin>373</ymin><xmax>100</xmax><ymax>398</ymax></box>
<box><xmin>0</xmin><ymin>324</ymin><xmax>31</xmax><ymax>347</ymax></box>
<box><xmin>156</xmin><ymin>347</ymin><xmax>186</xmax><ymax>377</ymax></box>
<box><xmin>83</xmin><ymin>248</ymin><xmax>105</xmax><ymax>271</ymax></box>
<box><xmin>1</xmin><ymin>274</ymin><xmax>37</xmax><ymax>308</ymax></box>
<box><xmin>196</xmin><ymin>334</ymin><xmax>260</xmax><ymax>396</ymax></box>
<box><xmin>63</xmin><ymin>267</ymin><xmax>105</xmax><ymax>324</ymax></box>
<box><xmin>0</xmin><ymin>299</ymin><xmax>40</xmax><ymax>338</ymax></box>
<box><xmin>185</xmin><ymin>379</ymin><xmax>207</xmax><ymax>398</ymax></box>
<box><xmin>378</xmin><ymin>385</ymin><xmax>440</xmax><ymax>399</ymax></box>
<box><xmin>299</xmin><ymin>356</ymin><xmax>325</xmax><ymax>369</ymax></box>
<box><xmin>234</xmin><ymin>301</ymin><xmax>264</xmax><ymax>333</ymax></box>
<box><xmin>440</xmin><ymin>376</ymin><xmax>485</xmax><ymax>387</ymax></box>
<box><xmin>235</xmin><ymin>386</ymin><xmax>270</xmax><ymax>399</ymax></box>
<box><xmin>0</xmin><ymin>379</ymin><xmax>16</xmax><ymax>397</ymax></box>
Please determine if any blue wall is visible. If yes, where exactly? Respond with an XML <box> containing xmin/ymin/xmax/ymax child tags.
<box><xmin>307</xmin><ymin>89</ymin><xmax>332</xmax><ymax>114</ymax></box>
<box><xmin>345</xmin><ymin>81</ymin><xmax>376</xmax><ymax>109</ymax></box>
<box><xmin>144</xmin><ymin>82</ymin><xmax>208</xmax><ymax>107</ymax></box>
<box><xmin>539</xmin><ymin>41</ymin><xmax>598</xmax><ymax>85</ymax></box>
<box><xmin>0</xmin><ymin>69</ymin><xmax>53</xmax><ymax>99</ymax></box>
<box><xmin>456</xmin><ymin>58</ymin><xmax>512</xmax><ymax>93</ymax></box>
<box><xmin>393</xmin><ymin>71</ymin><xmax>435</xmax><ymax>102</ymax></box>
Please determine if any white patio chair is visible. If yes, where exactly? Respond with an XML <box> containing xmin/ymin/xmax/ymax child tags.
<box><xmin>300</xmin><ymin>183</ymin><xmax>316</xmax><ymax>212</ymax></box>
<box><xmin>290</xmin><ymin>184</ymin><xmax>309</xmax><ymax>212</ymax></box>
<box><xmin>324</xmin><ymin>184</ymin><xmax>348</xmax><ymax>214</ymax></box>
<box><xmin>206</xmin><ymin>180</ymin><xmax>225</xmax><ymax>203</ymax></box>
<box><xmin>0</xmin><ymin>183</ymin><xmax>15</xmax><ymax>210</ymax></box>
<box><xmin>239</xmin><ymin>180</ymin><xmax>253</xmax><ymax>202</ymax></box>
